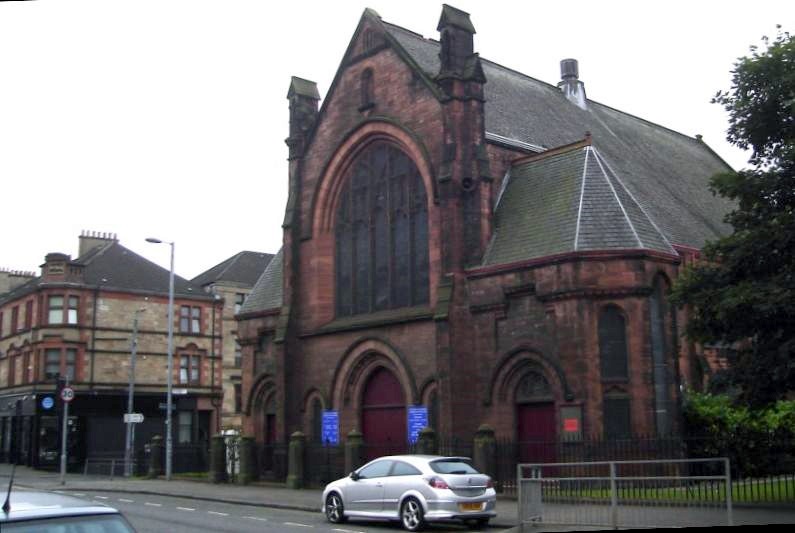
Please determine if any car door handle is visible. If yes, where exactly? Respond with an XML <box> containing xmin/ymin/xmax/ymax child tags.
<box><xmin>376</xmin><ymin>482</ymin><xmax>383</xmax><ymax>487</ymax></box>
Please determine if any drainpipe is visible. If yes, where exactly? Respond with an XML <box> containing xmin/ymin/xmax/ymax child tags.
<box><xmin>89</xmin><ymin>284</ymin><xmax>99</xmax><ymax>386</ymax></box>
<box><xmin>210</xmin><ymin>293</ymin><xmax>221</xmax><ymax>434</ymax></box>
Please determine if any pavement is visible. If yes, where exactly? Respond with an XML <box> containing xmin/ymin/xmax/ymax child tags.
<box><xmin>2</xmin><ymin>464</ymin><xmax>794</xmax><ymax>530</ymax></box>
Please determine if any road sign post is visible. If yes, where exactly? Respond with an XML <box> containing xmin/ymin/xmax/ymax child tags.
<box><xmin>60</xmin><ymin>383</ymin><xmax>74</xmax><ymax>485</ymax></box>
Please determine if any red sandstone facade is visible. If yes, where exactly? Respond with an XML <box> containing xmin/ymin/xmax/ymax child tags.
<box><xmin>237</xmin><ymin>6</ymin><xmax>721</xmax><ymax>455</ymax></box>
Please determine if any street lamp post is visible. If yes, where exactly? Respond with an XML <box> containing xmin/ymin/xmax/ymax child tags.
<box><xmin>124</xmin><ymin>308</ymin><xmax>145</xmax><ymax>477</ymax></box>
<box><xmin>146</xmin><ymin>237</ymin><xmax>175</xmax><ymax>481</ymax></box>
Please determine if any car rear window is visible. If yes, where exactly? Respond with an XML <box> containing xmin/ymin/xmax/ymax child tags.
<box><xmin>430</xmin><ymin>459</ymin><xmax>479</xmax><ymax>474</ymax></box>
<box><xmin>4</xmin><ymin>513</ymin><xmax>136</xmax><ymax>533</ymax></box>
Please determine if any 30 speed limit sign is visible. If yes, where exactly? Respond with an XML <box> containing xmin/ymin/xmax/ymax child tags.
<box><xmin>61</xmin><ymin>387</ymin><xmax>75</xmax><ymax>403</ymax></box>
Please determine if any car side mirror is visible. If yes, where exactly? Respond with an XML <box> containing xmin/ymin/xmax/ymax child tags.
<box><xmin>349</xmin><ymin>471</ymin><xmax>360</xmax><ymax>481</ymax></box>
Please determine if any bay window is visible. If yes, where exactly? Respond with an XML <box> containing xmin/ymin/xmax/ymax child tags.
<box><xmin>48</xmin><ymin>295</ymin><xmax>79</xmax><ymax>325</ymax></box>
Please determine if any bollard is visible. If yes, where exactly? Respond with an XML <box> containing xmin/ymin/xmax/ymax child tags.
<box><xmin>415</xmin><ymin>427</ymin><xmax>438</xmax><ymax>455</ymax></box>
<box><xmin>238</xmin><ymin>436</ymin><xmax>257</xmax><ymax>484</ymax></box>
<box><xmin>473</xmin><ymin>424</ymin><xmax>497</xmax><ymax>483</ymax></box>
<box><xmin>344</xmin><ymin>429</ymin><xmax>364</xmax><ymax>475</ymax></box>
<box><xmin>286</xmin><ymin>431</ymin><xmax>306</xmax><ymax>489</ymax></box>
<box><xmin>209</xmin><ymin>434</ymin><xmax>228</xmax><ymax>483</ymax></box>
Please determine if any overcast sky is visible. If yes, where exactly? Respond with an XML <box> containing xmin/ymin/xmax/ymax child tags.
<box><xmin>1</xmin><ymin>0</ymin><xmax>791</xmax><ymax>279</ymax></box>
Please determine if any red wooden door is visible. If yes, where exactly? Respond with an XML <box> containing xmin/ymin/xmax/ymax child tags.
<box><xmin>361</xmin><ymin>368</ymin><xmax>406</xmax><ymax>460</ymax></box>
<box><xmin>517</xmin><ymin>402</ymin><xmax>557</xmax><ymax>464</ymax></box>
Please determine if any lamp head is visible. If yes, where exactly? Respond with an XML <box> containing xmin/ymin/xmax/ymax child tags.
<box><xmin>145</xmin><ymin>238</ymin><xmax>162</xmax><ymax>244</ymax></box>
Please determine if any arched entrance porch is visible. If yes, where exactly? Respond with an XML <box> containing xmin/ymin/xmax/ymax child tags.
<box><xmin>361</xmin><ymin>367</ymin><xmax>406</xmax><ymax>460</ymax></box>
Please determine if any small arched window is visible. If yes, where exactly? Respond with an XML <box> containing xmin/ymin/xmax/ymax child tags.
<box><xmin>335</xmin><ymin>142</ymin><xmax>429</xmax><ymax>316</ymax></box>
<box><xmin>599</xmin><ymin>305</ymin><xmax>629</xmax><ymax>380</ymax></box>
<box><xmin>360</xmin><ymin>68</ymin><xmax>374</xmax><ymax>108</ymax></box>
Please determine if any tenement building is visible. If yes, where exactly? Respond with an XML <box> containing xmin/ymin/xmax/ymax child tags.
<box><xmin>0</xmin><ymin>232</ymin><xmax>223</xmax><ymax>469</ymax></box>
<box><xmin>192</xmin><ymin>251</ymin><xmax>273</xmax><ymax>431</ymax></box>
<box><xmin>236</xmin><ymin>6</ymin><xmax>733</xmax><ymax>459</ymax></box>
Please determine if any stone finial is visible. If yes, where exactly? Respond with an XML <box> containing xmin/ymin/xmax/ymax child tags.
<box><xmin>437</xmin><ymin>5</ymin><xmax>476</xmax><ymax>80</ymax></box>
<box><xmin>437</xmin><ymin>4</ymin><xmax>476</xmax><ymax>34</ymax></box>
<box><xmin>286</xmin><ymin>77</ymin><xmax>320</xmax><ymax>159</ymax></box>
<box><xmin>287</xmin><ymin>77</ymin><xmax>320</xmax><ymax>101</ymax></box>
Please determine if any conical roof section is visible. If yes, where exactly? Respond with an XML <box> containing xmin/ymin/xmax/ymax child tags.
<box><xmin>484</xmin><ymin>143</ymin><xmax>675</xmax><ymax>266</ymax></box>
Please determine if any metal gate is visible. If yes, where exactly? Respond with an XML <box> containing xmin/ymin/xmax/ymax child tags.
<box><xmin>518</xmin><ymin>458</ymin><xmax>733</xmax><ymax>529</ymax></box>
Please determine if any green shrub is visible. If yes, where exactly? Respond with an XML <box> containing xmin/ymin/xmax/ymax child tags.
<box><xmin>683</xmin><ymin>391</ymin><xmax>795</xmax><ymax>477</ymax></box>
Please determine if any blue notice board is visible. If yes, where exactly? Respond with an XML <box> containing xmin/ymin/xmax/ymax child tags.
<box><xmin>407</xmin><ymin>406</ymin><xmax>428</xmax><ymax>444</ymax></box>
<box><xmin>321</xmin><ymin>410</ymin><xmax>339</xmax><ymax>446</ymax></box>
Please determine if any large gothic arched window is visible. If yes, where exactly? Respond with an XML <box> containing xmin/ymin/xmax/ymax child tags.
<box><xmin>335</xmin><ymin>142</ymin><xmax>429</xmax><ymax>316</ymax></box>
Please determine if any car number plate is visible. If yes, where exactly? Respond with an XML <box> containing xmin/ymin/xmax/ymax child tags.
<box><xmin>459</xmin><ymin>502</ymin><xmax>483</xmax><ymax>512</ymax></box>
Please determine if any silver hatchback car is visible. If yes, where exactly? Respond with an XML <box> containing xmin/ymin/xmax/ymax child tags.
<box><xmin>322</xmin><ymin>455</ymin><xmax>497</xmax><ymax>531</ymax></box>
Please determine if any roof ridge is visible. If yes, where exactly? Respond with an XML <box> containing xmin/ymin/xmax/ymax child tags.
<box><xmin>573</xmin><ymin>147</ymin><xmax>591</xmax><ymax>251</ymax></box>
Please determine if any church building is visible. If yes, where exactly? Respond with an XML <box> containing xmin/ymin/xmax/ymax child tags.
<box><xmin>236</xmin><ymin>5</ymin><xmax>732</xmax><ymax>457</ymax></box>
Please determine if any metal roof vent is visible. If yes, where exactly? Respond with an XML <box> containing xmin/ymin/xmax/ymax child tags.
<box><xmin>558</xmin><ymin>58</ymin><xmax>587</xmax><ymax>110</ymax></box>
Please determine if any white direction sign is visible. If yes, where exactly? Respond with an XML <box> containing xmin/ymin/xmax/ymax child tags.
<box><xmin>124</xmin><ymin>413</ymin><xmax>144</xmax><ymax>424</ymax></box>
<box><xmin>60</xmin><ymin>387</ymin><xmax>75</xmax><ymax>403</ymax></box>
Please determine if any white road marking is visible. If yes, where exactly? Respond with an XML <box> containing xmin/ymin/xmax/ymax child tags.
<box><xmin>144</xmin><ymin>502</ymin><xmax>162</xmax><ymax>507</ymax></box>
<box><xmin>283</xmin><ymin>522</ymin><xmax>313</xmax><ymax>528</ymax></box>
<box><xmin>118</xmin><ymin>498</ymin><xmax>134</xmax><ymax>503</ymax></box>
<box><xmin>332</xmin><ymin>529</ymin><xmax>366</xmax><ymax>533</ymax></box>
<box><xmin>244</xmin><ymin>516</ymin><xmax>268</xmax><ymax>521</ymax></box>
<box><xmin>207</xmin><ymin>511</ymin><xmax>229</xmax><ymax>516</ymax></box>
<box><xmin>94</xmin><ymin>496</ymin><xmax>109</xmax><ymax>500</ymax></box>
<box><xmin>177</xmin><ymin>507</ymin><xmax>196</xmax><ymax>511</ymax></box>
<box><xmin>72</xmin><ymin>493</ymin><xmax>86</xmax><ymax>496</ymax></box>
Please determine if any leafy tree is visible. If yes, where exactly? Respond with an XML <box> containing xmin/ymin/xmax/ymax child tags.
<box><xmin>671</xmin><ymin>28</ymin><xmax>795</xmax><ymax>407</ymax></box>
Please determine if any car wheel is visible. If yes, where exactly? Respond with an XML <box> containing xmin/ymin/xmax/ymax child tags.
<box><xmin>325</xmin><ymin>493</ymin><xmax>347</xmax><ymax>524</ymax></box>
<box><xmin>400</xmin><ymin>497</ymin><xmax>426</xmax><ymax>531</ymax></box>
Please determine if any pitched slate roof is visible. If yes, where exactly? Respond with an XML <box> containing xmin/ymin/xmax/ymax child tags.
<box><xmin>0</xmin><ymin>241</ymin><xmax>207</xmax><ymax>305</ymax></box>
<box><xmin>191</xmin><ymin>251</ymin><xmax>274</xmax><ymax>288</ymax></box>
<box><xmin>383</xmin><ymin>20</ymin><xmax>734</xmax><ymax>252</ymax></box>
<box><xmin>484</xmin><ymin>145</ymin><xmax>675</xmax><ymax>265</ymax></box>
<box><xmin>238</xmin><ymin>247</ymin><xmax>283</xmax><ymax>315</ymax></box>
<box><xmin>241</xmin><ymin>10</ymin><xmax>736</xmax><ymax>314</ymax></box>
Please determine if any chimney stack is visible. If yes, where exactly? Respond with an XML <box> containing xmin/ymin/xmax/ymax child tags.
<box><xmin>0</xmin><ymin>268</ymin><xmax>37</xmax><ymax>295</ymax></box>
<box><xmin>79</xmin><ymin>230</ymin><xmax>118</xmax><ymax>257</ymax></box>
<box><xmin>558</xmin><ymin>58</ymin><xmax>587</xmax><ymax>110</ymax></box>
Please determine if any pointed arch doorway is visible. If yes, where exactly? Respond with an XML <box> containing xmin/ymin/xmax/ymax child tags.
<box><xmin>361</xmin><ymin>367</ymin><xmax>406</xmax><ymax>460</ymax></box>
<box><xmin>516</xmin><ymin>371</ymin><xmax>557</xmax><ymax>464</ymax></box>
